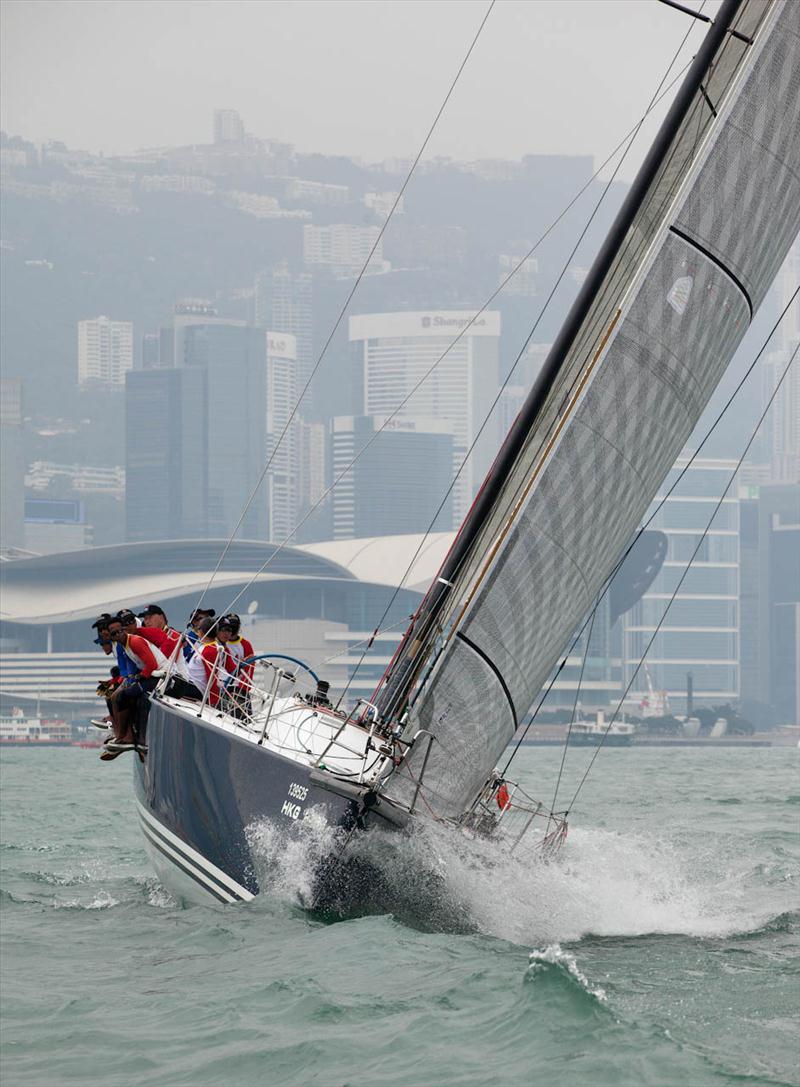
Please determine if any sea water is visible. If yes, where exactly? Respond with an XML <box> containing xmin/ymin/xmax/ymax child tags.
<box><xmin>1</xmin><ymin>745</ymin><xmax>798</xmax><ymax>1087</ymax></box>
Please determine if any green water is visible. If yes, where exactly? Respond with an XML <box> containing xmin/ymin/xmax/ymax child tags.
<box><xmin>1</xmin><ymin>746</ymin><xmax>798</xmax><ymax>1086</ymax></box>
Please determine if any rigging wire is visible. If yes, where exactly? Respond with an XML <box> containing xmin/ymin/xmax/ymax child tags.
<box><xmin>190</xmin><ymin>0</ymin><xmax>497</xmax><ymax>616</ymax></box>
<box><xmin>545</xmin><ymin>596</ymin><xmax>599</xmax><ymax>832</ymax></box>
<box><xmin>336</xmin><ymin>16</ymin><xmax>709</xmax><ymax>702</ymax></box>
<box><xmin>212</xmin><ymin>14</ymin><xmax>709</xmax><ymax>641</ymax></box>
<box><xmin>564</xmin><ymin>339</ymin><xmax>799</xmax><ymax>816</ymax></box>
<box><xmin>501</xmin><ymin>284</ymin><xmax>800</xmax><ymax>777</ymax></box>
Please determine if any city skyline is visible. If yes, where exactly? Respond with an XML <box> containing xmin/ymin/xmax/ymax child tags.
<box><xmin>1</xmin><ymin>61</ymin><xmax>798</xmax><ymax>727</ymax></box>
<box><xmin>2</xmin><ymin>0</ymin><xmax>724</xmax><ymax>183</ymax></box>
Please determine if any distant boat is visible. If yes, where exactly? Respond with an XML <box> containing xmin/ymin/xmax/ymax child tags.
<box><xmin>571</xmin><ymin>712</ymin><xmax>636</xmax><ymax>747</ymax></box>
<box><xmin>0</xmin><ymin>708</ymin><xmax>72</xmax><ymax>747</ymax></box>
<box><xmin>131</xmin><ymin>0</ymin><xmax>800</xmax><ymax>908</ymax></box>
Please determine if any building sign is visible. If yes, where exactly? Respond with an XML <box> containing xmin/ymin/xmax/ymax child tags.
<box><xmin>349</xmin><ymin>310</ymin><xmax>501</xmax><ymax>341</ymax></box>
<box><xmin>267</xmin><ymin>331</ymin><xmax>297</xmax><ymax>360</ymax></box>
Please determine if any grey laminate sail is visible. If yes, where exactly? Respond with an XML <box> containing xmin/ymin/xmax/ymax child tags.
<box><xmin>379</xmin><ymin>0</ymin><xmax>800</xmax><ymax>819</ymax></box>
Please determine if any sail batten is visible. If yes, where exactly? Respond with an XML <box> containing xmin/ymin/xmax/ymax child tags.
<box><xmin>379</xmin><ymin>0</ymin><xmax>800</xmax><ymax>819</ymax></box>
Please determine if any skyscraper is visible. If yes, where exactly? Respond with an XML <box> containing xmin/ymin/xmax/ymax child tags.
<box><xmin>265</xmin><ymin>331</ymin><xmax>297</xmax><ymax>544</ymax></box>
<box><xmin>77</xmin><ymin>316</ymin><xmax>133</xmax><ymax>386</ymax></box>
<box><xmin>349</xmin><ymin>310</ymin><xmax>501</xmax><ymax>522</ymax></box>
<box><xmin>256</xmin><ymin>264</ymin><xmax>314</xmax><ymax>391</ymax></box>
<box><xmin>739</xmin><ymin>483</ymin><xmax>800</xmax><ymax>725</ymax></box>
<box><xmin>125</xmin><ymin>368</ymin><xmax>207</xmax><ymax>541</ymax></box>
<box><xmin>330</xmin><ymin>415</ymin><xmax>454</xmax><ymax>539</ymax></box>
<box><xmin>142</xmin><ymin>332</ymin><xmax>160</xmax><ymax>369</ymax></box>
<box><xmin>182</xmin><ymin>322</ymin><xmax>267</xmax><ymax>540</ymax></box>
<box><xmin>623</xmin><ymin>457</ymin><xmax>741</xmax><ymax>713</ymax></box>
<box><xmin>295</xmin><ymin>418</ymin><xmax>327</xmax><ymax>541</ymax></box>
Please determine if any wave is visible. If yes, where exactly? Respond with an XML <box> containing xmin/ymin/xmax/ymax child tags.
<box><xmin>727</xmin><ymin>909</ymin><xmax>799</xmax><ymax>939</ymax></box>
<box><xmin>1</xmin><ymin>865</ymin><xmax>179</xmax><ymax>912</ymax></box>
<box><xmin>245</xmin><ymin>808</ymin><xmax>799</xmax><ymax>945</ymax></box>
<box><xmin>527</xmin><ymin>943</ymin><xmax>608</xmax><ymax>1004</ymax></box>
<box><xmin>53</xmin><ymin>890</ymin><xmax>120</xmax><ymax>910</ymax></box>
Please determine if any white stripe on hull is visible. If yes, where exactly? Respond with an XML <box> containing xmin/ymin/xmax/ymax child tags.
<box><xmin>135</xmin><ymin>799</ymin><xmax>255</xmax><ymax>903</ymax></box>
<box><xmin>139</xmin><ymin>821</ymin><xmax>235</xmax><ymax>904</ymax></box>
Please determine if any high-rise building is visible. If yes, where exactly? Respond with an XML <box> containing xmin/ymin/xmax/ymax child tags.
<box><xmin>265</xmin><ymin>331</ymin><xmax>297</xmax><ymax>544</ymax></box>
<box><xmin>255</xmin><ymin>265</ymin><xmax>314</xmax><ymax>391</ymax></box>
<box><xmin>739</xmin><ymin>483</ymin><xmax>800</xmax><ymax>725</ymax></box>
<box><xmin>303</xmin><ymin>224</ymin><xmax>383</xmax><ymax>275</ymax></box>
<box><xmin>330</xmin><ymin>415</ymin><xmax>454</xmax><ymax>539</ymax></box>
<box><xmin>0</xmin><ymin>378</ymin><xmax>25</xmax><ymax>551</ymax></box>
<box><xmin>296</xmin><ymin>418</ymin><xmax>327</xmax><ymax>540</ymax></box>
<box><xmin>349</xmin><ymin>310</ymin><xmax>501</xmax><ymax>522</ymax></box>
<box><xmin>126</xmin><ymin>311</ymin><xmax>271</xmax><ymax>542</ymax></box>
<box><xmin>125</xmin><ymin>368</ymin><xmax>207</xmax><ymax>541</ymax></box>
<box><xmin>182</xmin><ymin>322</ymin><xmax>267</xmax><ymax>540</ymax></box>
<box><xmin>623</xmin><ymin>457</ymin><xmax>741</xmax><ymax>713</ymax></box>
<box><xmin>142</xmin><ymin>332</ymin><xmax>160</xmax><ymax>369</ymax></box>
<box><xmin>213</xmin><ymin>108</ymin><xmax>245</xmax><ymax>145</ymax></box>
<box><xmin>77</xmin><ymin>316</ymin><xmax>133</xmax><ymax>386</ymax></box>
<box><xmin>498</xmin><ymin>250</ymin><xmax>538</xmax><ymax>297</ymax></box>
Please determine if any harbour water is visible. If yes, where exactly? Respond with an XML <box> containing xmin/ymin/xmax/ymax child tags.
<box><xmin>1</xmin><ymin>745</ymin><xmax>798</xmax><ymax>1086</ymax></box>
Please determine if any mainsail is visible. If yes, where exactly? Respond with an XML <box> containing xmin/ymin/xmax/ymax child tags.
<box><xmin>376</xmin><ymin>0</ymin><xmax>800</xmax><ymax>818</ymax></box>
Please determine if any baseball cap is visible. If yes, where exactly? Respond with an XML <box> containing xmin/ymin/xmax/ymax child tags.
<box><xmin>138</xmin><ymin>604</ymin><xmax>166</xmax><ymax>619</ymax></box>
<box><xmin>189</xmin><ymin>608</ymin><xmax>215</xmax><ymax>622</ymax></box>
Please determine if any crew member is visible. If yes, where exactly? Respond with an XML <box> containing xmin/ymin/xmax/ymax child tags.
<box><xmin>90</xmin><ymin>615</ymin><xmax>116</xmax><ymax>730</ymax></box>
<box><xmin>215</xmin><ymin>617</ymin><xmax>248</xmax><ymax>716</ymax></box>
<box><xmin>91</xmin><ymin>614</ymin><xmax>114</xmax><ymax>656</ymax></box>
<box><xmin>138</xmin><ymin>604</ymin><xmax>183</xmax><ymax>659</ymax></box>
<box><xmin>101</xmin><ymin>617</ymin><xmax>168</xmax><ymax>758</ymax></box>
<box><xmin>223</xmin><ymin>613</ymin><xmax>255</xmax><ymax>681</ymax></box>
<box><xmin>183</xmin><ymin>608</ymin><xmax>215</xmax><ymax>663</ymax></box>
<box><xmin>185</xmin><ymin>616</ymin><xmax>233</xmax><ymax>709</ymax></box>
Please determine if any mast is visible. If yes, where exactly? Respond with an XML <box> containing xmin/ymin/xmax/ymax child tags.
<box><xmin>375</xmin><ymin>0</ymin><xmax>745</xmax><ymax>723</ymax></box>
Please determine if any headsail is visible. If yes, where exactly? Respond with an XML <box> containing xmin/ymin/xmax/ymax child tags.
<box><xmin>376</xmin><ymin>0</ymin><xmax>800</xmax><ymax>818</ymax></box>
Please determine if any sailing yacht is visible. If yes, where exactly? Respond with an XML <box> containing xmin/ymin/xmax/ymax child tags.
<box><xmin>134</xmin><ymin>0</ymin><xmax>800</xmax><ymax>907</ymax></box>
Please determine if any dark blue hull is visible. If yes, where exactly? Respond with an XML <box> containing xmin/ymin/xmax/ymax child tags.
<box><xmin>133</xmin><ymin>699</ymin><xmax>402</xmax><ymax>906</ymax></box>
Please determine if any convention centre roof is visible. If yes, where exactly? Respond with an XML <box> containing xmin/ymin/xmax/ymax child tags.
<box><xmin>0</xmin><ymin>534</ymin><xmax>454</xmax><ymax>625</ymax></box>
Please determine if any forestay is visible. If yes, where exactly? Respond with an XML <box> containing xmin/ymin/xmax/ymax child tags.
<box><xmin>380</xmin><ymin>0</ymin><xmax>800</xmax><ymax>819</ymax></box>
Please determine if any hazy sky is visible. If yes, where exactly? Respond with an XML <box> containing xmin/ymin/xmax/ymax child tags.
<box><xmin>3</xmin><ymin>0</ymin><xmax>721</xmax><ymax>179</ymax></box>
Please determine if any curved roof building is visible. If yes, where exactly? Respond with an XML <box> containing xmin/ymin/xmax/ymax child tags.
<box><xmin>0</xmin><ymin>534</ymin><xmax>454</xmax><ymax>626</ymax></box>
<box><xmin>0</xmin><ymin>534</ymin><xmax>454</xmax><ymax>711</ymax></box>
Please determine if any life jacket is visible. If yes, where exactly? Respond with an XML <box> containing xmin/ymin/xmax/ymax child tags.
<box><xmin>496</xmin><ymin>783</ymin><xmax>511</xmax><ymax>811</ymax></box>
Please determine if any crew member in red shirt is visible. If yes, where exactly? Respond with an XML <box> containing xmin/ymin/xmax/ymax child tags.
<box><xmin>223</xmin><ymin>613</ymin><xmax>255</xmax><ymax>679</ymax></box>
<box><xmin>220</xmin><ymin>614</ymin><xmax>255</xmax><ymax>717</ymax></box>
<box><xmin>138</xmin><ymin>604</ymin><xmax>183</xmax><ymax>659</ymax></box>
<box><xmin>185</xmin><ymin>617</ymin><xmax>234</xmax><ymax>709</ymax></box>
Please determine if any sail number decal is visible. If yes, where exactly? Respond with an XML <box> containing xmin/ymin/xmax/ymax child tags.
<box><xmin>281</xmin><ymin>782</ymin><xmax>309</xmax><ymax>820</ymax></box>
